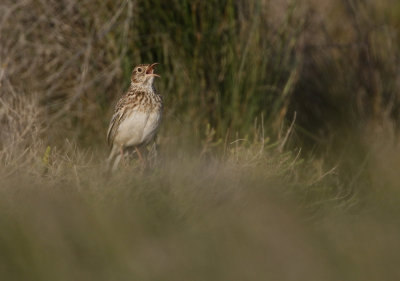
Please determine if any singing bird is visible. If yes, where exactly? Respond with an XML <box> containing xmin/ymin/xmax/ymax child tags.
<box><xmin>106</xmin><ymin>63</ymin><xmax>163</xmax><ymax>171</ymax></box>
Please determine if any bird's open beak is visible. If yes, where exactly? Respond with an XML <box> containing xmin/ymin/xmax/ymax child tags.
<box><xmin>146</xmin><ymin>63</ymin><xmax>160</xmax><ymax>77</ymax></box>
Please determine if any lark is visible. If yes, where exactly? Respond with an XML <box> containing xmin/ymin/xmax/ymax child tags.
<box><xmin>106</xmin><ymin>63</ymin><xmax>163</xmax><ymax>171</ymax></box>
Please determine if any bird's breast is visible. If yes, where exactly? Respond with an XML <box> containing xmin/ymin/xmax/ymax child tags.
<box><xmin>115</xmin><ymin>105</ymin><xmax>162</xmax><ymax>147</ymax></box>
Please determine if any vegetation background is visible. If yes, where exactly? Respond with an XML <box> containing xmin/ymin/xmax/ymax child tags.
<box><xmin>1</xmin><ymin>0</ymin><xmax>400</xmax><ymax>280</ymax></box>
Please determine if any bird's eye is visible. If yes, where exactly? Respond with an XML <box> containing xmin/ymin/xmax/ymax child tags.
<box><xmin>137</xmin><ymin>67</ymin><xmax>142</xmax><ymax>73</ymax></box>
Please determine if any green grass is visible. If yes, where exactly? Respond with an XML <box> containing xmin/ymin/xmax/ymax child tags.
<box><xmin>0</xmin><ymin>133</ymin><xmax>400</xmax><ymax>280</ymax></box>
<box><xmin>1</xmin><ymin>0</ymin><xmax>400</xmax><ymax>280</ymax></box>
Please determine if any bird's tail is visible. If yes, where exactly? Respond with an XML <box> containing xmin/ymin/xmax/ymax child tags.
<box><xmin>106</xmin><ymin>145</ymin><xmax>121</xmax><ymax>173</ymax></box>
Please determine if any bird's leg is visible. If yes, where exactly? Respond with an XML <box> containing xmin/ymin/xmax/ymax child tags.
<box><xmin>135</xmin><ymin>146</ymin><xmax>143</xmax><ymax>162</ymax></box>
<box><xmin>135</xmin><ymin>146</ymin><xmax>146</xmax><ymax>168</ymax></box>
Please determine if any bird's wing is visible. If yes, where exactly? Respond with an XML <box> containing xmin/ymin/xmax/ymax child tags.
<box><xmin>107</xmin><ymin>98</ymin><xmax>127</xmax><ymax>147</ymax></box>
<box><xmin>107</xmin><ymin>112</ymin><xmax>122</xmax><ymax>147</ymax></box>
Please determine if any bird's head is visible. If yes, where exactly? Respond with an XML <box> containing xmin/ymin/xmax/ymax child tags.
<box><xmin>131</xmin><ymin>63</ymin><xmax>160</xmax><ymax>86</ymax></box>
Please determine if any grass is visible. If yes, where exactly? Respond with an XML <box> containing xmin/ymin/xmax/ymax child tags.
<box><xmin>1</xmin><ymin>0</ymin><xmax>400</xmax><ymax>280</ymax></box>
<box><xmin>1</xmin><ymin>91</ymin><xmax>400</xmax><ymax>280</ymax></box>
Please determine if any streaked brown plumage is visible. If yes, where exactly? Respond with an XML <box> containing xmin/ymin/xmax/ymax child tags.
<box><xmin>107</xmin><ymin>63</ymin><xmax>162</xmax><ymax>171</ymax></box>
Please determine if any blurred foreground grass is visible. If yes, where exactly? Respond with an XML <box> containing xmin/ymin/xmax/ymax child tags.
<box><xmin>1</xmin><ymin>0</ymin><xmax>400</xmax><ymax>280</ymax></box>
<box><xmin>1</xmin><ymin>93</ymin><xmax>400</xmax><ymax>280</ymax></box>
<box><xmin>1</xmin><ymin>130</ymin><xmax>400</xmax><ymax>281</ymax></box>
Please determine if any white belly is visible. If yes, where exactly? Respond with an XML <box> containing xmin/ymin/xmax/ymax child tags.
<box><xmin>115</xmin><ymin>109</ymin><xmax>161</xmax><ymax>147</ymax></box>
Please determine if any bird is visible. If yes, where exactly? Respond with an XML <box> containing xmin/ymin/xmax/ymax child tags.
<box><xmin>106</xmin><ymin>63</ymin><xmax>163</xmax><ymax>171</ymax></box>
